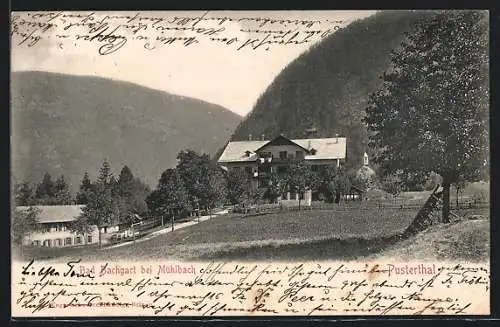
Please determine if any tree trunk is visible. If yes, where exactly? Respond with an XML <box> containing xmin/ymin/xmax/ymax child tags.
<box><xmin>442</xmin><ymin>180</ymin><xmax>451</xmax><ymax>224</ymax></box>
<box><xmin>161</xmin><ymin>216</ymin><xmax>164</xmax><ymax>226</ymax></box>
<box><xmin>98</xmin><ymin>228</ymin><xmax>102</xmax><ymax>248</ymax></box>
<box><xmin>171</xmin><ymin>213</ymin><xmax>174</xmax><ymax>232</ymax></box>
<box><xmin>456</xmin><ymin>187</ymin><xmax>459</xmax><ymax>209</ymax></box>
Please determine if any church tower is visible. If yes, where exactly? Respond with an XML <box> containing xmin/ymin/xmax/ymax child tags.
<box><xmin>363</xmin><ymin>152</ymin><xmax>369</xmax><ymax>166</ymax></box>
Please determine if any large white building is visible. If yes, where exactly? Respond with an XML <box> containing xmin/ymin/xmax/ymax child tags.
<box><xmin>217</xmin><ymin>134</ymin><xmax>347</xmax><ymax>206</ymax></box>
<box><xmin>16</xmin><ymin>205</ymin><xmax>119</xmax><ymax>247</ymax></box>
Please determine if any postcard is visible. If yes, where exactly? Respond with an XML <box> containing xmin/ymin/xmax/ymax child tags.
<box><xmin>10</xmin><ymin>10</ymin><xmax>490</xmax><ymax>317</ymax></box>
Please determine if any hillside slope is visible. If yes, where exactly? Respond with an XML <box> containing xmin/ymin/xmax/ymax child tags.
<box><xmin>231</xmin><ymin>10</ymin><xmax>436</xmax><ymax>172</ymax></box>
<box><xmin>11</xmin><ymin>71</ymin><xmax>241</xmax><ymax>192</ymax></box>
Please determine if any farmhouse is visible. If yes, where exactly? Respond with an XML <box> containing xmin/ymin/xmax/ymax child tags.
<box><xmin>16</xmin><ymin>205</ymin><xmax>119</xmax><ymax>247</ymax></box>
<box><xmin>217</xmin><ymin>134</ymin><xmax>347</xmax><ymax>206</ymax></box>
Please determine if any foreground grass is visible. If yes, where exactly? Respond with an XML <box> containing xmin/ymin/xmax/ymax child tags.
<box><xmin>373</xmin><ymin>218</ymin><xmax>490</xmax><ymax>262</ymax></box>
<box><xmin>15</xmin><ymin>207</ymin><xmax>417</xmax><ymax>262</ymax></box>
<box><xmin>14</xmin><ymin>206</ymin><xmax>489</xmax><ymax>263</ymax></box>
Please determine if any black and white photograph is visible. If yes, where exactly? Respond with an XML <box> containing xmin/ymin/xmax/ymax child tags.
<box><xmin>9</xmin><ymin>9</ymin><xmax>492</xmax><ymax>318</ymax></box>
<box><xmin>11</xmin><ymin>9</ymin><xmax>489</xmax><ymax>264</ymax></box>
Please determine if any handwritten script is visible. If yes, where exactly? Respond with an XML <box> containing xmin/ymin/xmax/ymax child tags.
<box><xmin>12</xmin><ymin>259</ymin><xmax>490</xmax><ymax>316</ymax></box>
<box><xmin>11</xmin><ymin>11</ymin><xmax>347</xmax><ymax>55</ymax></box>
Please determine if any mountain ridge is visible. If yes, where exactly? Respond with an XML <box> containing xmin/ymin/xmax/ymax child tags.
<box><xmin>11</xmin><ymin>71</ymin><xmax>242</xmax><ymax>193</ymax></box>
<box><xmin>230</xmin><ymin>10</ymin><xmax>436</xmax><ymax>173</ymax></box>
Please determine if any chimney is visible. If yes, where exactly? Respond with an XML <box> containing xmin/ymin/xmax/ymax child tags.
<box><xmin>335</xmin><ymin>134</ymin><xmax>339</xmax><ymax>144</ymax></box>
<box><xmin>261</xmin><ymin>134</ymin><xmax>265</xmax><ymax>141</ymax></box>
<box><xmin>307</xmin><ymin>140</ymin><xmax>312</xmax><ymax>150</ymax></box>
<box><xmin>248</xmin><ymin>134</ymin><xmax>252</xmax><ymax>141</ymax></box>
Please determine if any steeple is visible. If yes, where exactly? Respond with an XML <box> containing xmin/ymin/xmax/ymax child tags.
<box><xmin>363</xmin><ymin>152</ymin><xmax>369</xmax><ymax>166</ymax></box>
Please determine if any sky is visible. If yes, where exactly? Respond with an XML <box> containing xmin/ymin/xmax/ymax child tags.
<box><xmin>11</xmin><ymin>10</ymin><xmax>376</xmax><ymax>116</ymax></box>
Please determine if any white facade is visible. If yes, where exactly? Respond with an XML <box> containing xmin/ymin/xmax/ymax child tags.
<box><xmin>17</xmin><ymin>205</ymin><xmax>120</xmax><ymax>247</ymax></box>
<box><xmin>218</xmin><ymin>135</ymin><xmax>347</xmax><ymax>207</ymax></box>
<box><xmin>24</xmin><ymin>225</ymin><xmax>100</xmax><ymax>247</ymax></box>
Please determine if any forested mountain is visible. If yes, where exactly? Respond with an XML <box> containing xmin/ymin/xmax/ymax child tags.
<box><xmin>11</xmin><ymin>71</ymin><xmax>241</xmax><ymax>192</ymax></box>
<box><xmin>230</xmin><ymin>10</ymin><xmax>436</xmax><ymax>173</ymax></box>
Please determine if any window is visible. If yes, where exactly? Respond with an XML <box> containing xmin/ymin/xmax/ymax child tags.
<box><xmin>279</xmin><ymin>151</ymin><xmax>287</xmax><ymax>160</ymax></box>
<box><xmin>75</xmin><ymin>236</ymin><xmax>82</xmax><ymax>244</ymax></box>
<box><xmin>32</xmin><ymin>240</ymin><xmax>41</xmax><ymax>247</ymax></box>
<box><xmin>56</xmin><ymin>239</ymin><xmax>62</xmax><ymax>247</ymax></box>
<box><xmin>261</xmin><ymin>152</ymin><xmax>272</xmax><ymax>159</ymax></box>
<box><xmin>299</xmin><ymin>192</ymin><xmax>305</xmax><ymax>200</ymax></box>
<box><xmin>87</xmin><ymin>235</ymin><xmax>93</xmax><ymax>244</ymax></box>
<box><xmin>65</xmin><ymin>237</ymin><xmax>72</xmax><ymax>246</ymax></box>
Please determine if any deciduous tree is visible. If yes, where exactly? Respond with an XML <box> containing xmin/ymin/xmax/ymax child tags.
<box><xmin>225</xmin><ymin>168</ymin><xmax>250</xmax><ymax>205</ymax></box>
<box><xmin>286</xmin><ymin>160</ymin><xmax>317</xmax><ymax>209</ymax></box>
<box><xmin>15</xmin><ymin>181</ymin><xmax>35</xmax><ymax>206</ymax></box>
<box><xmin>146</xmin><ymin>168</ymin><xmax>188</xmax><ymax>228</ymax></box>
<box><xmin>12</xmin><ymin>206</ymin><xmax>40</xmax><ymax>246</ymax></box>
<box><xmin>364</xmin><ymin>10</ymin><xmax>489</xmax><ymax>223</ymax></box>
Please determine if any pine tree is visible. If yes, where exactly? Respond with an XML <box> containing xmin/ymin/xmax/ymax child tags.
<box><xmin>54</xmin><ymin>175</ymin><xmax>72</xmax><ymax>205</ymax></box>
<box><xmin>35</xmin><ymin>172</ymin><xmax>55</xmax><ymax>204</ymax></box>
<box><xmin>71</xmin><ymin>161</ymin><xmax>119</xmax><ymax>247</ymax></box>
<box><xmin>97</xmin><ymin>159</ymin><xmax>114</xmax><ymax>186</ymax></box>
<box><xmin>114</xmin><ymin>166</ymin><xmax>150</xmax><ymax>224</ymax></box>
<box><xmin>117</xmin><ymin>165</ymin><xmax>135</xmax><ymax>198</ymax></box>
<box><xmin>76</xmin><ymin>172</ymin><xmax>93</xmax><ymax>205</ymax></box>
<box><xmin>364</xmin><ymin>10</ymin><xmax>489</xmax><ymax>223</ymax></box>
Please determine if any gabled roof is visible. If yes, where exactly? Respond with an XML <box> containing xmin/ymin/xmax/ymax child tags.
<box><xmin>217</xmin><ymin>140</ymin><xmax>269</xmax><ymax>163</ymax></box>
<box><xmin>16</xmin><ymin>205</ymin><xmax>85</xmax><ymax>224</ymax></box>
<box><xmin>295</xmin><ymin>138</ymin><xmax>346</xmax><ymax>160</ymax></box>
<box><xmin>217</xmin><ymin>136</ymin><xmax>347</xmax><ymax>163</ymax></box>
<box><xmin>255</xmin><ymin>135</ymin><xmax>310</xmax><ymax>153</ymax></box>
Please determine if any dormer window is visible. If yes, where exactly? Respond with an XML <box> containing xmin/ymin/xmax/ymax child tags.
<box><xmin>310</xmin><ymin>148</ymin><xmax>317</xmax><ymax>155</ymax></box>
<box><xmin>244</xmin><ymin>150</ymin><xmax>252</xmax><ymax>157</ymax></box>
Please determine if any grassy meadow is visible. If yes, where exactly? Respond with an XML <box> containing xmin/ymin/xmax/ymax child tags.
<box><xmin>13</xmin><ymin>183</ymin><xmax>490</xmax><ymax>263</ymax></box>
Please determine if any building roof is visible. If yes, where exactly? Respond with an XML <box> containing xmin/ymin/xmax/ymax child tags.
<box><xmin>217</xmin><ymin>140</ymin><xmax>269</xmax><ymax>163</ymax></box>
<box><xmin>16</xmin><ymin>205</ymin><xmax>84</xmax><ymax>224</ymax></box>
<box><xmin>295</xmin><ymin>138</ymin><xmax>346</xmax><ymax>160</ymax></box>
<box><xmin>217</xmin><ymin>136</ymin><xmax>346</xmax><ymax>163</ymax></box>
